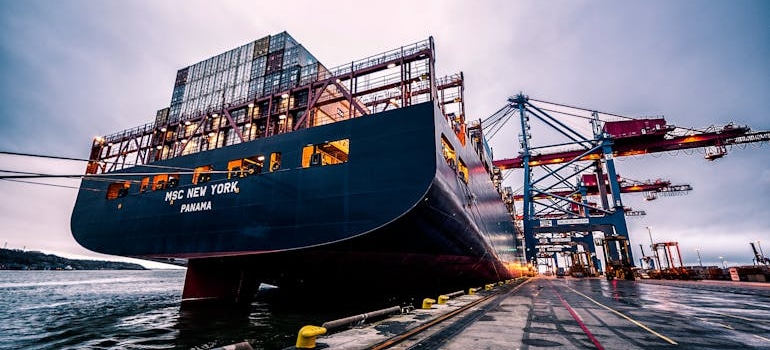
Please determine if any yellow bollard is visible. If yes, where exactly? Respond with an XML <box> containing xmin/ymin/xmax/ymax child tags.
<box><xmin>498</xmin><ymin>281</ymin><xmax>504</xmax><ymax>286</ymax></box>
<box><xmin>422</xmin><ymin>298</ymin><xmax>436</xmax><ymax>309</ymax></box>
<box><xmin>437</xmin><ymin>295</ymin><xmax>450</xmax><ymax>304</ymax></box>
<box><xmin>468</xmin><ymin>288</ymin><xmax>477</xmax><ymax>295</ymax></box>
<box><xmin>296</xmin><ymin>325</ymin><xmax>327</xmax><ymax>349</ymax></box>
<box><xmin>485</xmin><ymin>284</ymin><xmax>494</xmax><ymax>291</ymax></box>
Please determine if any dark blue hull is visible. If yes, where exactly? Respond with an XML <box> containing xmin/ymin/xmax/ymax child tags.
<box><xmin>71</xmin><ymin>102</ymin><xmax>520</xmax><ymax>302</ymax></box>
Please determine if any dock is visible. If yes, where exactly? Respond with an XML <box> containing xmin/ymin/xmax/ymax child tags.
<box><xmin>292</xmin><ymin>277</ymin><xmax>770</xmax><ymax>349</ymax></box>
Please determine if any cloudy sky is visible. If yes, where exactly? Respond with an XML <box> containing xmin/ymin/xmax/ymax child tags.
<box><xmin>1</xmin><ymin>0</ymin><xmax>768</xmax><ymax>268</ymax></box>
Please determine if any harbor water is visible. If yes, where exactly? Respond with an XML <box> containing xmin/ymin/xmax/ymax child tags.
<box><xmin>0</xmin><ymin>269</ymin><xmax>327</xmax><ymax>349</ymax></box>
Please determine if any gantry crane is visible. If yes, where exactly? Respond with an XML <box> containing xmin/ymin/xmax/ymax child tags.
<box><xmin>481</xmin><ymin>93</ymin><xmax>770</xmax><ymax>279</ymax></box>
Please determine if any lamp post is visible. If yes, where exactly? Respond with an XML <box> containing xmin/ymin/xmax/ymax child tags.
<box><xmin>696</xmin><ymin>248</ymin><xmax>702</xmax><ymax>267</ymax></box>
<box><xmin>719</xmin><ymin>255</ymin><xmax>725</xmax><ymax>269</ymax></box>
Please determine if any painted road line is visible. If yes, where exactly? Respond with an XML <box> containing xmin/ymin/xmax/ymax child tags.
<box><xmin>563</xmin><ymin>284</ymin><xmax>678</xmax><ymax>345</ymax></box>
<box><xmin>695</xmin><ymin>317</ymin><xmax>734</xmax><ymax>330</ymax></box>
<box><xmin>547</xmin><ymin>280</ymin><xmax>604</xmax><ymax>350</ymax></box>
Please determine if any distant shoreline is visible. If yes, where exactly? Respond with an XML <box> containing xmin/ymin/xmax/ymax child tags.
<box><xmin>0</xmin><ymin>248</ymin><xmax>146</xmax><ymax>270</ymax></box>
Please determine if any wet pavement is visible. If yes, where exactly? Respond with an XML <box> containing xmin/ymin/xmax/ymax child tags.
<box><xmin>439</xmin><ymin>277</ymin><xmax>770</xmax><ymax>349</ymax></box>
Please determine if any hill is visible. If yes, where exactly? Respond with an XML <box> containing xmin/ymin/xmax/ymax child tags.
<box><xmin>0</xmin><ymin>248</ymin><xmax>146</xmax><ymax>270</ymax></box>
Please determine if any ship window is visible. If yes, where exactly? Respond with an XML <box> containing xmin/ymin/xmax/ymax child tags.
<box><xmin>457</xmin><ymin>158</ymin><xmax>469</xmax><ymax>184</ymax></box>
<box><xmin>228</xmin><ymin>155</ymin><xmax>265</xmax><ymax>179</ymax></box>
<box><xmin>441</xmin><ymin>134</ymin><xmax>457</xmax><ymax>169</ymax></box>
<box><xmin>167</xmin><ymin>173</ymin><xmax>180</xmax><ymax>188</ymax></box>
<box><xmin>302</xmin><ymin>138</ymin><xmax>349</xmax><ymax>168</ymax></box>
<box><xmin>153</xmin><ymin>174</ymin><xmax>169</xmax><ymax>191</ymax></box>
<box><xmin>106</xmin><ymin>181</ymin><xmax>130</xmax><ymax>200</ymax></box>
<box><xmin>192</xmin><ymin>165</ymin><xmax>213</xmax><ymax>184</ymax></box>
<box><xmin>269</xmin><ymin>152</ymin><xmax>282</xmax><ymax>172</ymax></box>
<box><xmin>140</xmin><ymin>177</ymin><xmax>150</xmax><ymax>193</ymax></box>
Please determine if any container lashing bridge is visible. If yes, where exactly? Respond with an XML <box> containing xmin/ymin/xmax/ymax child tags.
<box><xmin>482</xmin><ymin>93</ymin><xmax>770</xmax><ymax>279</ymax></box>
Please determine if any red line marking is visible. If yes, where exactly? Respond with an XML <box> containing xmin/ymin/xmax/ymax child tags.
<box><xmin>547</xmin><ymin>280</ymin><xmax>605</xmax><ymax>350</ymax></box>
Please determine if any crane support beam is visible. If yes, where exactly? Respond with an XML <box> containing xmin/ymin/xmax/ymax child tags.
<box><xmin>512</xmin><ymin>181</ymin><xmax>691</xmax><ymax>201</ymax></box>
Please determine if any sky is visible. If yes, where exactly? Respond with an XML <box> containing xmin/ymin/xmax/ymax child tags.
<box><xmin>0</xmin><ymin>0</ymin><xmax>768</xmax><ymax>269</ymax></box>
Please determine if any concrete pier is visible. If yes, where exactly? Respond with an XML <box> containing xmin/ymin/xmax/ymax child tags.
<box><xmin>309</xmin><ymin>277</ymin><xmax>770</xmax><ymax>349</ymax></box>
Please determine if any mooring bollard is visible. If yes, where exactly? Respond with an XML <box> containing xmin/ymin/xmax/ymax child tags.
<box><xmin>437</xmin><ymin>295</ymin><xmax>450</xmax><ymax>304</ymax></box>
<box><xmin>422</xmin><ymin>298</ymin><xmax>436</xmax><ymax>309</ymax></box>
<box><xmin>296</xmin><ymin>325</ymin><xmax>327</xmax><ymax>349</ymax></box>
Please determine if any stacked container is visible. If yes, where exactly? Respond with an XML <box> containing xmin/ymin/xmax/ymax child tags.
<box><xmin>167</xmin><ymin>32</ymin><xmax>327</xmax><ymax>123</ymax></box>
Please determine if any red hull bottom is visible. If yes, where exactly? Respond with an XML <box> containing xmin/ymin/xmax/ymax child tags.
<box><xmin>181</xmin><ymin>250</ymin><xmax>518</xmax><ymax>307</ymax></box>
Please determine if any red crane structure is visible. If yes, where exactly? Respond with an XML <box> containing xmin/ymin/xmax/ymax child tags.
<box><xmin>481</xmin><ymin>94</ymin><xmax>769</xmax><ymax>279</ymax></box>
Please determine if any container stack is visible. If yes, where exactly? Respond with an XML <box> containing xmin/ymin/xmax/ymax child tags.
<box><xmin>167</xmin><ymin>32</ymin><xmax>326</xmax><ymax>123</ymax></box>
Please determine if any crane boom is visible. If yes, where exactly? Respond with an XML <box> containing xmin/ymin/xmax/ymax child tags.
<box><xmin>493</xmin><ymin>120</ymin><xmax>764</xmax><ymax>169</ymax></box>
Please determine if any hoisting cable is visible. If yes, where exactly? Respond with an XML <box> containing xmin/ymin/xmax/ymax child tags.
<box><xmin>2</xmin><ymin>178</ymin><xmax>103</xmax><ymax>192</ymax></box>
<box><xmin>0</xmin><ymin>151</ymin><xmax>197</xmax><ymax>172</ymax></box>
<box><xmin>529</xmin><ymin>98</ymin><xmax>635</xmax><ymax>120</ymax></box>
<box><xmin>0</xmin><ymin>170</ymin><xmax>230</xmax><ymax>180</ymax></box>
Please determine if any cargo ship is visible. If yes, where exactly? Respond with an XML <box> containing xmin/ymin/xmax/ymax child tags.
<box><xmin>70</xmin><ymin>33</ymin><xmax>523</xmax><ymax>304</ymax></box>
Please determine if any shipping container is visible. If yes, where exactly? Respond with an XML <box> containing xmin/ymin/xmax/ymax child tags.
<box><xmin>171</xmin><ymin>85</ymin><xmax>186</xmax><ymax>105</ymax></box>
<box><xmin>299</xmin><ymin>62</ymin><xmax>329</xmax><ymax>85</ymax></box>
<box><xmin>266</xmin><ymin>50</ymin><xmax>284</xmax><ymax>74</ymax></box>
<box><xmin>248</xmin><ymin>77</ymin><xmax>264</xmax><ymax>100</ymax></box>
<box><xmin>155</xmin><ymin>108</ymin><xmax>170</xmax><ymax>126</ymax></box>
<box><xmin>166</xmin><ymin>32</ymin><xmax>316</xmax><ymax>121</ymax></box>
<box><xmin>263</xmin><ymin>72</ymin><xmax>281</xmax><ymax>95</ymax></box>
<box><xmin>169</xmin><ymin>103</ymin><xmax>182</xmax><ymax>122</ymax></box>
<box><xmin>253</xmin><ymin>36</ymin><xmax>270</xmax><ymax>57</ymax></box>
<box><xmin>174</xmin><ymin>67</ymin><xmax>189</xmax><ymax>87</ymax></box>
<box><xmin>250</xmin><ymin>56</ymin><xmax>267</xmax><ymax>79</ymax></box>
<box><xmin>280</xmin><ymin>67</ymin><xmax>301</xmax><ymax>91</ymax></box>
<box><xmin>268</xmin><ymin>32</ymin><xmax>286</xmax><ymax>53</ymax></box>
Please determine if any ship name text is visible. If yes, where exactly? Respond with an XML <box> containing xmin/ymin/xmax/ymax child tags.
<box><xmin>163</xmin><ymin>180</ymin><xmax>240</xmax><ymax>213</ymax></box>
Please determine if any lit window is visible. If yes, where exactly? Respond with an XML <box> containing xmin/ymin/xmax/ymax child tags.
<box><xmin>106</xmin><ymin>181</ymin><xmax>130</xmax><ymax>199</ymax></box>
<box><xmin>270</xmin><ymin>152</ymin><xmax>282</xmax><ymax>172</ymax></box>
<box><xmin>302</xmin><ymin>139</ymin><xmax>349</xmax><ymax>168</ymax></box>
<box><xmin>457</xmin><ymin>158</ymin><xmax>469</xmax><ymax>184</ymax></box>
<box><xmin>192</xmin><ymin>165</ymin><xmax>213</xmax><ymax>184</ymax></box>
<box><xmin>441</xmin><ymin>134</ymin><xmax>457</xmax><ymax>169</ymax></box>
<box><xmin>167</xmin><ymin>173</ymin><xmax>180</xmax><ymax>188</ymax></box>
<box><xmin>228</xmin><ymin>155</ymin><xmax>265</xmax><ymax>178</ymax></box>
<box><xmin>140</xmin><ymin>177</ymin><xmax>150</xmax><ymax>193</ymax></box>
<box><xmin>153</xmin><ymin>174</ymin><xmax>169</xmax><ymax>191</ymax></box>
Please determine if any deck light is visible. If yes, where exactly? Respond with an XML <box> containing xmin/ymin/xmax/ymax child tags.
<box><xmin>281</xmin><ymin>93</ymin><xmax>289</xmax><ymax>99</ymax></box>
<box><xmin>156</xmin><ymin>145</ymin><xmax>162</xmax><ymax>150</ymax></box>
<box><xmin>213</xmin><ymin>113</ymin><xmax>219</xmax><ymax>118</ymax></box>
<box><xmin>335</xmin><ymin>78</ymin><xmax>341</xmax><ymax>83</ymax></box>
<box><xmin>248</xmin><ymin>103</ymin><xmax>254</xmax><ymax>108</ymax></box>
<box><xmin>208</xmin><ymin>132</ymin><xmax>215</xmax><ymax>137</ymax></box>
<box><xmin>279</xmin><ymin>114</ymin><xmax>287</xmax><ymax>120</ymax></box>
<box><xmin>387</xmin><ymin>63</ymin><xmax>397</xmax><ymax>68</ymax></box>
<box><xmin>257</xmin><ymin>155</ymin><xmax>265</xmax><ymax>161</ymax></box>
<box><xmin>184</xmin><ymin>120</ymin><xmax>191</xmax><ymax>126</ymax></box>
<box><xmin>160</xmin><ymin>127</ymin><xmax>167</xmax><ymax>132</ymax></box>
<box><xmin>181</xmin><ymin>139</ymin><xmax>188</xmax><ymax>144</ymax></box>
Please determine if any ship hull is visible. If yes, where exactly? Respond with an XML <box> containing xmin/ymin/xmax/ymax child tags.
<box><xmin>71</xmin><ymin>102</ymin><xmax>520</xmax><ymax>303</ymax></box>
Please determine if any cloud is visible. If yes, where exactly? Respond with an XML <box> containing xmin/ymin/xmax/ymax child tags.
<box><xmin>1</xmin><ymin>0</ymin><xmax>768</xmax><ymax>268</ymax></box>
